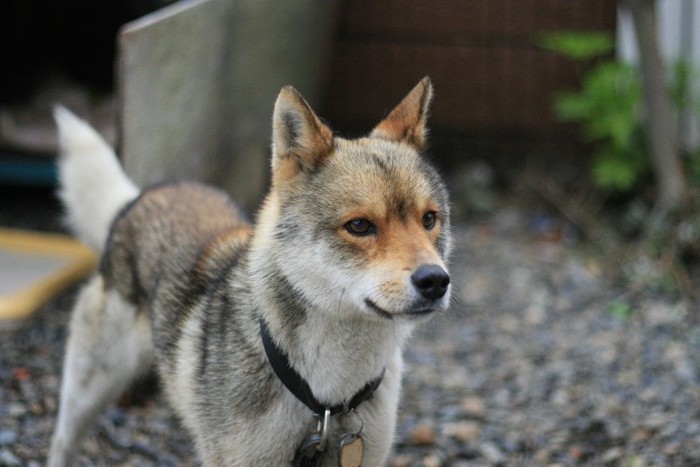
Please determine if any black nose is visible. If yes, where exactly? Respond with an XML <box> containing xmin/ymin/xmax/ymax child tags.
<box><xmin>411</xmin><ymin>264</ymin><xmax>450</xmax><ymax>300</ymax></box>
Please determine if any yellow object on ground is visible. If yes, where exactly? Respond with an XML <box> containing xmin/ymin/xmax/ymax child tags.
<box><xmin>0</xmin><ymin>228</ymin><xmax>97</xmax><ymax>323</ymax></box>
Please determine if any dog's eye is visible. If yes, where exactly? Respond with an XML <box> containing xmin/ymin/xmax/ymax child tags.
<box><xmin>344</xmin><ymin>218</ymin><xmax>376</xmax><ymax>236</ymax></box>
<box><xmin>422</xmin><ymin>211</ymin><xmax>437</xmax><ymax>230</ymax></box>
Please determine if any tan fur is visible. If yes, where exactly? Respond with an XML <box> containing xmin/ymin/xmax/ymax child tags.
<box><xmin>371</xmin><ymin>77</ymin><xmax>434</xmax><ymax>151</ymax></box>
<box><xmin>48</xmin><ymin>78</ymin><xmax>451</xmax><ymax>466</ymax></box>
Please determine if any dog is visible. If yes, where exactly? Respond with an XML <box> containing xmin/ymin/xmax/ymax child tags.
<box><xmin>47</xmin><ymin>77</ymin><xmax>451</xmax><ymax>466</ymax></box>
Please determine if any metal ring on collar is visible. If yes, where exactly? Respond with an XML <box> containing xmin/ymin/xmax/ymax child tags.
<box><xmin>316</xmin><ymin>408</ymin><xmax>331</xmax><ymax>452</ymax></box>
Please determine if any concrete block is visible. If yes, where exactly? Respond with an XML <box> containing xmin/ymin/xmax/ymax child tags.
<box><xmin>118</xmin><ymin>0</ymin><xmax>338</xmax><ymax>209</ymax></box>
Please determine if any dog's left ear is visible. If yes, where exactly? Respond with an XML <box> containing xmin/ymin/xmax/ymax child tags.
<box><xmin>271</xmin><ymin>86</ymin><xmax>333</xmax><ymax>186</ymax></box>
<box><xmin>370</xmin><ymin>77</ymin><xmax>434</xmax><ymax>151</ymax></box>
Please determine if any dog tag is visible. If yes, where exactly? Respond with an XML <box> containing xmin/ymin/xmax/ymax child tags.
<box><xmin>294</xmin><ymin>409</ymin><xmax>330</xmax><ymax>467</ymax></box>
<box><xmin>338</xmin><ymin>433</ymin><xmax>364</xmax><ymax>467</ymax></box>
<box><xmin>294</xmin><ymin>433</ymin><xmax>323</xmax><ymax>467</ymax></box>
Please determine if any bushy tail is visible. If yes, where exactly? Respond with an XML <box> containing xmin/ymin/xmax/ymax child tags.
<box><xmin>54</xmin><ymin>106</ymin><xmax>139</xmax><ymax>252</ymax></box>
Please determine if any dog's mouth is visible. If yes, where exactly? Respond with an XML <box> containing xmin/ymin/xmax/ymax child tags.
<box><xmin>364</xmin><ymin>298</ymin><xmax>436</xmax><ymax>321</ymax></box>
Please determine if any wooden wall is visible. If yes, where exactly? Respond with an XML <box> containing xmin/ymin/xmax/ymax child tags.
<box><xmin>323</xmin><ymin>0</ymin><xmax>617</xmax><ymax>141</ymax></box>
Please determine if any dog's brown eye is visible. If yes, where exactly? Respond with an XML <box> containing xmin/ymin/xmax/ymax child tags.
<box><xmin>422</xmin><ymin>211</ymin><xmax>437</xmax><ymax>230</ymax></box>
<box><xmin>345</xmin><ymin>218</ymin><xmax>376</xmax><ymax>236</ymax></box>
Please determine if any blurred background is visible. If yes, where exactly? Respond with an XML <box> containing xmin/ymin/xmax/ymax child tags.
<box><xmin>1</xmin><ymin>1</ymin><xmax>698</xmax><ymax>216</ymax></box>
<box><xmin>2</xmin><ymin>1</ymin><xmax>700</xmax><ymax>465</ymax></box>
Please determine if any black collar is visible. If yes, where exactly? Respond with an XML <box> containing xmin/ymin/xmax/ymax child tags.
<box><xmin>259</xmin><ymin>318</ymin><xmax>384</xmax><ymax>416</ymax></box>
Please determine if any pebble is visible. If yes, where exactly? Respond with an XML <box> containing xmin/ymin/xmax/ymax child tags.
<box><xmin>460</xmin><ymin>396</ymin><xmax>486</xmax><ymax>419</ymax></box>
<box><xmin>601</xmin><ymin>447</ymin><xmax>623</xmax><ymax>463</ymax></box>
<box><xmin>409</xmin><ymin>424</ymin><xmax>436</xmax><ymax>446</ymax></box>
<box><xmin>0</xmin><ymin>449</ymin><xmax>21</xmax><ymax>467</ymax></box>
<box><xmin>480</xmin><ymin>441</ymin><xmax>505</xmax><ymax>464</ymax></box>
<box><xmin>421</xmin><ymin>454</ymin><xmax>442</xmax><ymax>467</ymax></box>
<box><xmin>5</xmin><ymin>403</ymin><xmax>27</xmax><ymax>418</ymax></box>
<box><xmin>42</xmin><ymin>395</ymin><xmax>57</xmax><ymax>413</ymax></box>
<box><xmin>0</xmin><ymin>430</ymin><xmax>17</xmax><ymax>446</ymax></box>
<box><xmin>389</xmin><ymin>454</ymin><xmax>415</xmax><ymax>467</ymax></box>
<box><xmin>389</xmin><ymin>454</ymin><xmax>414</xmax><ymax>467</ymax></box>
<box><xmin>533</xmin><ymin>449</ymin><xmax>550</xmax><ymax>464</ymax></box>
<box><xmin>443</xmin><ymin>421</ymin><xmax>481</xmax><ymax>443</ymax></box>
<box><xmin>633</xmin><ymin>459</ymin><xmax>651</xmax><ymax>467</ymax></box>
<box><xmin>642</xmin><ymin>412</ymin><xmax>667</xmax><ymax>430</ymax></box>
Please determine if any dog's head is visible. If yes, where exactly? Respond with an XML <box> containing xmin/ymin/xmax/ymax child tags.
<box><xmin>254</xmin><ymin>78</ymin><xmax>451</xmax><ymax>322</ymax></box>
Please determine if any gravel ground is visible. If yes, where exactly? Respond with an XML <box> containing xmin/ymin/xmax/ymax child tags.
<box><xmin>1</xmin><ymin>194</ymin><xmax>700</xmax><ymax>466</ymax></box>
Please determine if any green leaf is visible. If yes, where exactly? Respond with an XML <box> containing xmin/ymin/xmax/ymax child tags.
<box><xmin>537</xmin><ymin>31</ymin><xmax>615</xmax><ymax>60</ymax></box>
<box><xmin>591</xmin><ymin>144</ymin><xmax>646</xmax><ymax>192</ymax></box>
<box><xmin>554</xmin><ymin>92</ymin><xmax>594</xmax><ymax>121</ymax></box>
<box><xmin>554</xmin><ymin>61</ymin><xmax>642</xmax><ymax>148</ymax></box>
<box><xmin>669</xmin><ymin>59</ymin><xmax>692</xmax><ymax>110</ymax></box>
<box><xmin>607</xmin><ymin>300</ymin><xmax>632</xmax><ymax>320</ymax></box>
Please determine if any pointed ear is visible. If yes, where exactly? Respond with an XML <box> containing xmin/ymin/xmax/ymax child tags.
<box><xmin>271</xmin><ymin>86</ymin><xmax>333</xmax><ymax>185</ymax></box>
<box><xmin>370</xmin><ymin>77</ymin><xmax>434</xmax><ymax>151</ymax></box>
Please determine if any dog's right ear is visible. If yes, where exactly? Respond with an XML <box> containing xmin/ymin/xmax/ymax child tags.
<box><xmin>271</xmin><ymin>86</ymin><xmax>333</xmax><ymax>186</ymax></box>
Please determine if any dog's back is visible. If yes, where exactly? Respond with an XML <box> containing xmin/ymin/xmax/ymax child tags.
<box><xmin>102</xmin><ymin>181</ymin><xmax>251</xmax><ymax>313</ymax></box>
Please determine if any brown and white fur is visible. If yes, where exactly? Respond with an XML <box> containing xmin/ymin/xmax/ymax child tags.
<box><xmin>47</xmin><ymin>78</ymin><xmax>451</xmax><ymax>466</ymax></box>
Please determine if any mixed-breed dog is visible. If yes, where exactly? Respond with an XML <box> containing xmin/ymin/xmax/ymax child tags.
<box><xmin>47</xmin><ymin>77</ymin><xmax>452</xmax><ymax>466</ymax></box>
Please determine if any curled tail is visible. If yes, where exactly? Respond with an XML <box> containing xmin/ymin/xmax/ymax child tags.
<box><xmin>54</xmin><ymin>106</ymin><xmax>139</xmax><ymax>252</ymax></box>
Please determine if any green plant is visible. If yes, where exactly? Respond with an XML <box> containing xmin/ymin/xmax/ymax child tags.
<box><xmin>541</xmin><ymin>32</ymin><xmax>700</xmax><ymax>195</ymax></box>
<box><xmin>539</xmin><ymin>31</ymin><xmax>648</xmax><ymax>192</ymax></box>
<box><xmin>557</xmin><ymin>62</ymin><xmax>646</xmax><ymax>191</ymax></box>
